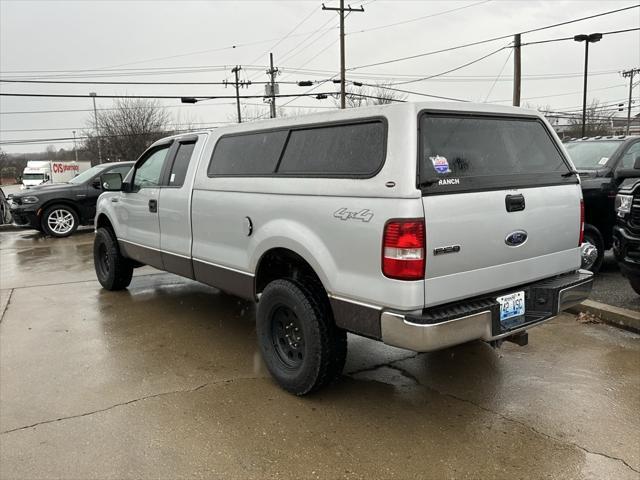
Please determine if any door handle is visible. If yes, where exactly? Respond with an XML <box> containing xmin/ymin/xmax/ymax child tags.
<box><xmin>148</xmin><ymin>199</ymin><xmax>157</xmax><ymax>213</ymax></box>
<box><xmin>505</xmin><ymin>194</ymin><xmax>525</xmax><ymax>212</ymax></box>
<box><xmin>111</xmin><ymin>198</ymin><xmax>119</xmax><ymax>203</ymax></box>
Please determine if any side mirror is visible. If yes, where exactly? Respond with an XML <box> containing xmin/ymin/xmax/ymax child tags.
<box><xmin>633</xmin><ymin>155</ymin><xmax>640</xmax><ymax>170</ymax></box>
<box><xmin>100</xmin><ymin>172</ymin><xmax>123</xmax><ymax>191</ymax></box>
<box><xmin>91</xmin><ymin>179</ymin><xmax>101</xmax><ymax>189</ymax></box>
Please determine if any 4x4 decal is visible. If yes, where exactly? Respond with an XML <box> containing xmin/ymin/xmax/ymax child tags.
<box><xmin>333</xmin><ymin>208</ymin><xmax>374</xmax><ymax>223</ymax></box>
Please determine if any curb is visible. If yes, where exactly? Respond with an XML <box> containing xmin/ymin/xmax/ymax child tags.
<box><xmin>568</xmin><ymin>299</ymin><xmax>640</xmax><ymax>333</ymax></box>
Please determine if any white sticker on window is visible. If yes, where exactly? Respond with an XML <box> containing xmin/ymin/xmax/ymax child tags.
<box><xmin>170</xmin><ymin>173</ymin><xmax>176</xmax><ymax>182</ymax></box>
<box><xmin>598</xmin><ymin>157</ymin><xmax>609</xmax><ymax>165</ymax></box>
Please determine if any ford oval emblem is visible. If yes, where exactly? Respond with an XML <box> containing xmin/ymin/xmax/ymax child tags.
<box><xmin>505</xmin><ymin>230</ymin><xmax>528</xmax><ymax>247</ymax></box>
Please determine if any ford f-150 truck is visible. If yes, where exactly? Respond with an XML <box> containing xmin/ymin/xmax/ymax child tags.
<box><xmin>93</xmin><ymin>102</ymin><xmax>594</xmax><ymax>395</ymax></box>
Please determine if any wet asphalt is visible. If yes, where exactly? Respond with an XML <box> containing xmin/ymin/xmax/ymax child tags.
<box><xmin>591</xmin><ymin>252</ymin><xmax>640</xmax><ymax>311</ymax></box>
<box><xmin>0</xmin><ymin>229</ymin><xmax>638</xmax><ymax>480</ymax></box>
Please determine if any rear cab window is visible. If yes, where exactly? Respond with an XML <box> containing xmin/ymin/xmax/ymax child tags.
<box><xmin>418</xmin><ymin>113</ymin><xmax>574</xmax><ymax>193</ymax></box>
<box><xmin>564</xmin><ymin>140</ymin><xmax>624</xmax><ymax>170</ymax></box>
<box><xmin>207</xmin><ymin>119</ymin><xmax>386</xmax><ymax>178</ymax></box>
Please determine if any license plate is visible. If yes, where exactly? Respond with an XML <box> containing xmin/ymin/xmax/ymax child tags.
<box><xmin>497</xmin><ymin>291</ymin><xmax>525</xmax><ymax>322</ymax></box>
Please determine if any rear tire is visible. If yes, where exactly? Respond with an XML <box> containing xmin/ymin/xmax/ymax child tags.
<box><xmin>41</xmin><ymin>204</ymin><xmax>78</xmax><ymax>238</ymax></box>
<box><xmin>582</xmin><ymin>227</ymin><xmax>604</xmax><ymax>273</ymax></box>
<box><xmin>94</xmin><ymin>227</ymin><xmax>133</xmax><ymax>290</ymax></box>
<box><xmin>257</xmin><ymin>279</ymin><xmax>347</xmax><ymax>395</ymax></box>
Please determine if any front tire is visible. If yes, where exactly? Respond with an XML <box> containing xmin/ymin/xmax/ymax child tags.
<box><xmin>257</xmin><ymin>279</ymin><xmax>347</xmax><ymax>395</ymax></box>
<box><xmin>41</xmin><ymin>205</ymin><xmax>78</xmax><ymax>238</ymax></box>
<box><xmin>93</xmin><ymin>227</ymin><xmax>133</xmax><ymax>290</ymax></box>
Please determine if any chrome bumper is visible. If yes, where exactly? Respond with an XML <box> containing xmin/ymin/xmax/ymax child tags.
<box><xmin>380</xmin><ymin>270</ymin><xmax>593</xmax><ymax>353</ymax></box>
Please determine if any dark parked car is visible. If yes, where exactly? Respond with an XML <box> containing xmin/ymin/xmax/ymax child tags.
<box><xmin>8</xmin><ymin>161</ymin><xmax>133</xmax><ymax>237</ymax></box>
<box><xmin>564</xmin><ymin>135</ymin><xmax>640</xmax><ymax>272</ymax></box>
<box><xmin>0</xmin><ymin>187</ymin><xmax>11</xmax><ymax>225</ymax></box>
<box><xmin>614</xmin><ymin>173</ymin><xmax>640</xmax><ymax>295</ymax></box>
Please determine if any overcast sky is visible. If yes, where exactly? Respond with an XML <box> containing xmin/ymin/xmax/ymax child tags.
<box><xmin>1</xmin><ymin>0</ymin><xmax>639</xmax><ymax>155</ymax></box>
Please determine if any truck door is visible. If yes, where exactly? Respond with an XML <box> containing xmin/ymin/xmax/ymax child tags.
<box><xmin>158</xmin><ymin>135</ymin><xmax>202</xmax><ymax>278</ymax></box>
<box><xmin>116</xmin><ymin>143</ymin><xmax>172</xmax><ymax>269</ymax></box>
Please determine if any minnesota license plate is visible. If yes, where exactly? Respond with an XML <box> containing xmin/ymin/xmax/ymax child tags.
<box><xmin>497</xmin><ymin>291</ymin><xmax>525</xmax><ymax>322</ymax></box>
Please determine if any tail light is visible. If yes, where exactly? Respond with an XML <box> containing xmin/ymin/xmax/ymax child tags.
<box><xmin>579</xmin><ymin>199</ymin><xmax>584</xmax><ymax>246</ymax></box>
<box><xmin>382</xmin><ymin>219</ymin><xmax>425</xmax><ymax>280</ymax></box>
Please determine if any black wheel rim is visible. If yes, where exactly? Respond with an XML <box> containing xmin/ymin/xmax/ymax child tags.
<box><xmin>97</xmin><ymin>242</ymin><xmax>110</xmax><ymax>278</ymax></box>
<box><xmin>270</xmin><ymin>305</ymin><xmax>305</xmax><ymax>369</ymax></box>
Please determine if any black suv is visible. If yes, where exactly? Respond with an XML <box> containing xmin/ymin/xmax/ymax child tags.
<box><xmin>614</xmin><ymin>175</ymin><xmax>640</xmax><ymax>295</ymax></box>
<box><xmin>9</xmin><ymin>161</ymin><xmax>133</xmax><ymax>237</ymax></box>
<box><xmin>564</xmin><ymin>136</ymin><xmax>640</xmax><ymax>272</ymax></box>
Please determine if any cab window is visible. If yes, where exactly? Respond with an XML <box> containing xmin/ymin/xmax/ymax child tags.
<box><xmin>132</xmin><ymin>146</ymin><xmax>170</xmax><ymax>191</ymax></box>
<box><xmin>168</xmin><ymin>141</ymin><xmax>196</xmax><ymax>187</ymax></box>
<box><xmin>619</xmin><ymin>142</ymin><xmax>640</xmax><ymax>169</ymax></box>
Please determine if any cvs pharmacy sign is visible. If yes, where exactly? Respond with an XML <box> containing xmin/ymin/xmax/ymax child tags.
<box><xmin>52</xmin><ymin>163</ymin><xmax>80</xmax><ymax>173</ymax></box>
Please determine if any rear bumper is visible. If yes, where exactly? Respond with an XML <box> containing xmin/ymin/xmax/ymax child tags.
<box><xmin>380</xmin><ymin>270</ymin><xmax>593</xmax><ymax>352</ymax></box>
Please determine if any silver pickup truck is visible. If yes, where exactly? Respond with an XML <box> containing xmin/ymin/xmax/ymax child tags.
<box><xmin>93</xmin><ymin>102</ymin><xmax>593</xmax><ymax>395</ymax></box>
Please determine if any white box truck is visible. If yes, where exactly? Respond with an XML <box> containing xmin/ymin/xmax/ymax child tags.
<box><xmin>21</xmin><ymin>160</ymin><xmax>91</xmax><ymax>189</ymax></box>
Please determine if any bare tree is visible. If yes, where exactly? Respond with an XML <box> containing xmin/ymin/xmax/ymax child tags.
<box><xmin>84</xmin><ymin>98</ymin><xmax>171</xmax><ymax>163</ymax></box>
<box><xmin>566</xmin><ymin>99</ymin><xmax>615</xmax><ymax>137</ymax></box>
<box><xmin>339</xmin><ymin>83</ymin><xmax>408</xmax><ymax>108</ymax></box>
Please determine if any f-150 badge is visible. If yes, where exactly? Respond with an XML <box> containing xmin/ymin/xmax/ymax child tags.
<box><xmin>333</xmin><ymin>208</ymin><xmax>373</xmax><ymax>222</ymax></box>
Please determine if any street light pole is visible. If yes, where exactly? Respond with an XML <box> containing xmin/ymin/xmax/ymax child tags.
<box><xmin>72</xmin><ymin>130</ymin><xmax>78</xmax><ymax>162</ymax></box>
<box><xmin>622</xmin><ymin>69</ymin><xmax>640</xmax><ymax>135</ymax></box>
<box><xmin>574</xmin><ymin>33</ymin><xmax>602</xmax><ymax>137</ymax></box>
<box><xmin>89</xmin><ymin>92</ymin><xmax>102</xmax><ymax>164</ymax></box>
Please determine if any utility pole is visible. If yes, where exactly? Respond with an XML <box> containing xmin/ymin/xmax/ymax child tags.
<box><xmin>89</xmin><ymin>92</ymin><xmax>102</xmax><ymax>164</ymax></box>
<box><xmin>72</xmin><ymin>130</ymin><xmax>78</xmax><ymax>162</ymax></box>
<box><xmin>574</xmin><ymin>33</ymin><xmax>603</xmax><ymax>137</ymax></box>
<box><xmin>322</xmin><ymin>1</ymin><xmax>364</xmax><ymax>109</ymax></box>
<box><xmin>512</xmin><ymin>34</ymin><xmax>521</xmax><ymax>107</ymax></box>
<box><xmin>266</xmin><ymin>53</ymin><xmax>279</xmax><ymax>118</ymax></box>
<box><xmin>224</xmin><ymin>66</ymin><xmax>250</xmax><ymax>123</ymax></box>
<box><xmin>622</xmin><ymin>68</ymin><xmax>639</xmax><ymax>135</ymax></box>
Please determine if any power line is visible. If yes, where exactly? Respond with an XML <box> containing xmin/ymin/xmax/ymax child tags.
<box><xmin>0</xmin><ymin>78</ymin><xmax>304</xmax><ymax>86</ymax></box>
<box><xmin>487</xmin><ymin>84</ymin><xmax>628</xmax><ymax>104</ymax></box>
<box><xmin>349</xmin><ymin>4</ymin><xmax>640</xmax><ymax>71</ymax></box>
<box><xmin>246</xmin><ymin>4</ymin><xmax>319</xmax><ymax>79</ymax></box>
<box><xmin>0</xmin><ymin>102</ymin><xmax>337</xmax><ymax>116</ymax></box>
<box><xmin>485</xmin><ymin>49</ymin><xmax>514</xmax><ymax>102</ymax></box>
<box><xmin>388</xmin><ymin>44</ymin><xmax>510</xmax><ymax>86</ymax></box>
<box><xmin>355</xmin><ymin>83</ymin><xmax>469</xmax><ymax>102</ymax></box>
<box><xmin>0</xmin><ymin>92</ymin><xmax>341</xmax><ymax>100</ymax></box>
<box><xmin>0</xmin><ymin>130</ymin><xmax>213</xmax><ymax>146</ymax></box>
<box><xmin>0</xmin><ymin>121</ymin><xmax>237</xmax><ymax>133</ymax></box>
<box><xmin>515</xmin><ymin>27</ymin><xmax>640</xmax><ymax>47</ymax></box>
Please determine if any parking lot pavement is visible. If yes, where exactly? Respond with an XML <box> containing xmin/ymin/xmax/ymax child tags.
<box><xmin>1</xmin><ymin>230</ymin><xmax>639</xmax><ymax>480</ymax></box>
<box><xmin>592</xmin><ymin>252</ymin><xmax>640</xmax><ymax>312</ymax></box>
